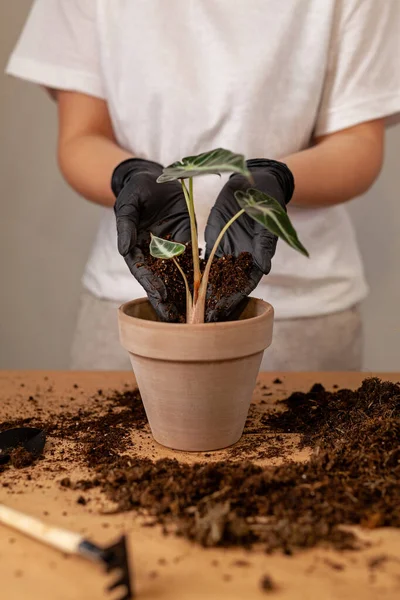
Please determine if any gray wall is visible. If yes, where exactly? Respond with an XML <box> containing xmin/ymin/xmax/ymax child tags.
<box><xmin>1</xmin><ymin>1</ymin><xmax>399</xmax><ymax>370</ymax></box>
<box><xmin>0</xmin><ymin>1</ymin><xmax>101</xmax><ymax>369</ymax></box>
<box><xmin>349</xmin><ymin>127</ymin><xmax>400</xmax><ymax>371</ymax></box>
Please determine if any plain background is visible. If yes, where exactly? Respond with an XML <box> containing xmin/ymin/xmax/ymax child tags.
<box><xmin>1</xmin><ymin>1</ymin><xmax>399</xmax><ymax>371</ymax></box>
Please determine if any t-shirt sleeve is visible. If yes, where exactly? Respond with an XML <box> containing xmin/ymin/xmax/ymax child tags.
<box><xmin>5</xmin><ymin>0</ymin><xmax>105</xmax><ymax>99</ymax></box>
<box><xmin>315</xmin><ymin>0</ymin><xmax>400</xmax><ymax>137</ymax></box>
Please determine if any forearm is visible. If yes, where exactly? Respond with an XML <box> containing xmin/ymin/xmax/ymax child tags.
<box><xmin>56</xmin><ymin>91</ymin><xmax>133</xmax><ymax>207</ymax></box>
<box><xmin>58</xmin><ymin>133</ymin><xmax>132</xmax><ymax>207</ymax></box>
<box><xmin>282</xmin><ymin>119</ymin><xmax>384</xmax><ymax>208</ymax></box>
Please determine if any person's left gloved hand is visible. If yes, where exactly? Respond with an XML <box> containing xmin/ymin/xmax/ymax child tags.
<box><xmin>204</xmin><ymin>159</ymin><xmax>294</xmax><ymax>322</ymax></box>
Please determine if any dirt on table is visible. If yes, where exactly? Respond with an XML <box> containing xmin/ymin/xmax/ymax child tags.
<box><xmin>2</xmin><ymin>377</ymin><xmax>400</xmax><ymax>558</ymax></box>
<box><xmin>260</xmin><ymin>574</ymin><xmax>278</xmax><ymax>592</ymax></box>
<box><xmin>9</xmin><ymin>446</ymin><xmax>37</xmax><ymax>468</ymax></box>
<box><xmin>140</xmin><ymin>240</ymin><xmax>253</xmax><ymax>321</ymax></box>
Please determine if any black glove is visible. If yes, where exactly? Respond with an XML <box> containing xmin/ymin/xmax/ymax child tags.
<box><xmin>112</xmin><ymin>158</ymin><xmax>191</xmax><ymax>321</ymax></box>
<box><xmin>204</xmin><ymin>159</ymin><xmax>294</xmax><ymax>322</ymax></box>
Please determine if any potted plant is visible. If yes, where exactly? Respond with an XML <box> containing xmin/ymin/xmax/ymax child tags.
<box><xmin>118</xmin><ymin>149</ymin><xmax>307</xmax><ymax>451</ymax></box>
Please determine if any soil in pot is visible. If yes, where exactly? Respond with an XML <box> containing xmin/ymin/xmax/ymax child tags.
<box><xmin>139</xmin><ymin>239</ymin><xmax>254</xmax><ymax>322</ymax></box>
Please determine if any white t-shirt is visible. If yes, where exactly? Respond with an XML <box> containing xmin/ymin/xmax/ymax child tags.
<box><xmin>7</xmin><ymin>0</ymin><xmax>400</xmax><ymax>319</ymax></box>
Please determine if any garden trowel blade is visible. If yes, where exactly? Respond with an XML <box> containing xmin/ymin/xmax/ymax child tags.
<box><xmin>0</xmin><ymin>427</ymin><xmax>46</xmax><ymax>464</ymax></box>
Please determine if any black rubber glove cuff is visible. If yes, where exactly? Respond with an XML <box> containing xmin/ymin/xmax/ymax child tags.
<box><xmin>111</xmin><ymin>158</ymin><xmax>163</xmax><ymax>197</ymax></box>
<box><xmin>231</xmin><ymin>158</ymin><xmax>295</xmax><ymax>205</ymax></box>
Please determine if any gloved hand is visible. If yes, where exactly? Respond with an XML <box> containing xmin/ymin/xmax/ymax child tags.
<box><xmin>112</xmin><ymin>158</ymin><xmax>191</xmax><ymax>321</ymax></box>
<box><xmin>204</xmin><ymin>159</ymin><xmax>294</xmax><ymax>322</ymax></box>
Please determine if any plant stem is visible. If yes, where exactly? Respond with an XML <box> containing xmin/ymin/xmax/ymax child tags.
<box><xmin>181</xmin><ymin>178</ymin><xmax>201</xmax><ymax>303</ymax></box>
<box><xmin>190</xmin><ymin>208</ymin><xmax>246</xmax><ymax>324</ymax></box>
<box><xmin>172</xmin><ymin>257</ymin><xmax>193</xmax><ymax>321</ymax></box>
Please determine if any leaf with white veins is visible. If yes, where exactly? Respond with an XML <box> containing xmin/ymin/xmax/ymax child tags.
<box><xmin>149</xmin><ymin>234</ymin><xmax>186</xmax><ymax>260</ymax></box>
<box><xmin>157</xmin><ymin>148</ymin><xmax>251</xmax><ymax>183</ymax></box>
<box><xmin>235</xmin><ymin>188</ymin><xmax>309</xmax><ymax>257</ymax></box>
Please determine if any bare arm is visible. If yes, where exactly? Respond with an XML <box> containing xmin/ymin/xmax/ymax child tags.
<box><xmin>282</xmin><ymin>119</ymin><xmax>384</xmax><ymax>207</ymax></box>
<box><xmin>57</xmin><ymin>91</ymin><xmax>133</xmax><ymax>207</ymax></box>
<box><xmin>57</xmin><ymin>92</ymin><xmax>384</xmax><ymax>209</ymax></box>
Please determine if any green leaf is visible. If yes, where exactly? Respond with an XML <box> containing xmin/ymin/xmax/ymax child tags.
<box><xmin>149</xmin><ymin>234</ymin><xmax>186</xmax><ymax>260</ymax></box>
<box><xmin>235</xmin><ymin>188</ymin><xmax>309</xmax><ymax>257</ymax></box>
<box><xmin>157</xmin><ymin>148</ymin><xmax>251</xmax><ymax>183</ymax></box>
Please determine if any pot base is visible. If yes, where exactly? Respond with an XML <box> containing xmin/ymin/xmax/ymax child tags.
<box><xmin>153</xmin><ymin>434</ymin><xmax>242</xmax><ymax>453</ymax></box>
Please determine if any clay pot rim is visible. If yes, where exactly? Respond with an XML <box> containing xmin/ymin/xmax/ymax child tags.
<box><xmin>119</xmin><ymin>297</ymin><xmax>273</xmax><ymax>330</ymax></box>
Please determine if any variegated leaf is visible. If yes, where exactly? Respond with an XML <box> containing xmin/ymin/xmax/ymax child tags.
<box><xmin>149</xmin><ymin>234</ymin><xmax>186</xmax><ymax>260</ymax></box>
<box><xmin>235</xmin><ymin>189</ymin><xmax>309</xmax><ymax>257</ymax></box>
<box><xmin>157</xmin><ymin>148</ymin><xmax>251</xmax><ymax>183</ymax></box>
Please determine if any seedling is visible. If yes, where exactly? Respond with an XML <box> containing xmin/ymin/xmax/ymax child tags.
<box><xmin>151</xmin><ymin>148</ymin><xmax>308</xmax><ymax>323</ymax></box>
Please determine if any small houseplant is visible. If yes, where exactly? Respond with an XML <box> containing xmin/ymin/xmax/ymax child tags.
<box><xmin>118</xmin><ymin>148</ymin><xmax>308</xmax><ymax>452</ymax></box>
<box><xmin>149</xmin><ymin>148</ymin><xmax>308</xmax><ymax>324</ymax></box>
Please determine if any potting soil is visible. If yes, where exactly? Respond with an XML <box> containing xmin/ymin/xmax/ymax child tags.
<box><xmin>141</xmin><ymin>240</ymin><xmax>254</xmax><ymax>321</ymax></box>
<box><xmin>1</xmin><ymin>378</ymin><xmax>400</xmax><ymax>556</ymax></box>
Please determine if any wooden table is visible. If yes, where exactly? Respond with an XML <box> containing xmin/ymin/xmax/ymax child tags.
<box><xmin>1</xmin><ymin>371</ymin><xmax>399</xmax><ymax>600</ymax></box>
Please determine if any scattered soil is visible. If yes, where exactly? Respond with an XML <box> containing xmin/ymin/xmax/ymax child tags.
<box><xmin>9</xmin><ymin>447</ymin><xmax>36</xmax><ymax>469</ymax></box>
<box><xmin>233</xmin><ymin>559</ymin><xmax>251</xmax><ymax>567</ymax></box>
<box><xmin>0</xmin><ymin>387</ymin><xmax>146</xmax><ymax>473</ymax></box>
<box><xmin>323</xmin><ymin>558</ymin><xmax>345</xmax><ymax>571</ymax></box>
<box><xmin>260</xmin><ymin>574</ymin><xmax>278</xmax><ymax>592</ymax></box>
<box><xmin>141</xmin><ymin>239</ymin><xmax>253</xmax><ymax>321</ymax></box>
<box><xmin>2</xmin><ymin>378</ymin><xmax>400</xmax><ymax>558</ymax></box>
<box><xmin>148</xmin><ymin>570</ymin><xmax>158</xmax><ymax>579</ymax></box>
<box><xmin>368</xmin><ymin>554</ymin><xmax>389</xmax><ymax>570</ymax></box>
<box><xmin>91</xmin><ymin>378</ymin><xmax>399</xmax><ymax>553</ymax></box>
<box><xmin>226</xmin><ymin>405</ymin><xmax>286</xmax><ymax>461</ymax></box>
<box><xmin>263</xmin><ymin>378</ymin><xmax>400</xmax><ymax>449</ymax></box>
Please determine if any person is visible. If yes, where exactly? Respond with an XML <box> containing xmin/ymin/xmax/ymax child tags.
<box><xmin>7</xmin><ymin>0</ymin><xmax>400</xmax><ymax>371</ymax></box>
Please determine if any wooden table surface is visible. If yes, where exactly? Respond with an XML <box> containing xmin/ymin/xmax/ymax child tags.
<box><xmin>1</xmin><ymin>370</ymin><xmax>399</xmax><ymax>600</ymax></box>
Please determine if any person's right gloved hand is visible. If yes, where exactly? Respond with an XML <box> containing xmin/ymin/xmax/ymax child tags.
<box><xmin>112</xmin><ymin>158</ymin><xmax>191</xmax><ymax>321</ymax></box>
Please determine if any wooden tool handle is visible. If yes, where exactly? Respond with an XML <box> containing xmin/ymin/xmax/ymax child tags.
<box><xmin>0</xmin><ymin>504</ymin><xmax>83</xmax><ymax>554</ymax></box>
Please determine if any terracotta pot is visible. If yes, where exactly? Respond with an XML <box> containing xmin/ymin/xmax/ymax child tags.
<box><xmin>118</xmin><ymin>297</ymin><xmax>274</xmax><ymax>452</ymax></box>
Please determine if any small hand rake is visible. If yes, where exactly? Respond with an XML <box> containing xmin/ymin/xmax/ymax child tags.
<box><xmin>0</xmin><ymin>504</ymin><xmax>134</xmax><ymax>600</ymax></box>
